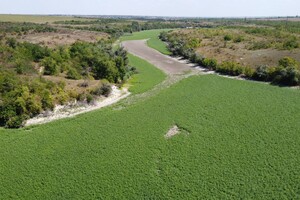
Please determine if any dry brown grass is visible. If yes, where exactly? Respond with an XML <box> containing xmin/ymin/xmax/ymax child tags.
<box><xmin>18</xmin><ymin>29</ymin><xmax>109</xmax><ymax>47</ymax></box>
<box><xmin>43</xmin><ymin>75</ymin><xmax>102</xmax><ymax>94</ymax></box>
<box><xmin>174</xmin><ymin>29</ymin><xmax>300</xmax><ymax>68</ymax></box>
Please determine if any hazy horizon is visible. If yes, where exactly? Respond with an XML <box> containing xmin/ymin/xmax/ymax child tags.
<box><xmin>0</xmin><ymin>0</ymin><xmax>299</xmax><ymax>18</ymax></box>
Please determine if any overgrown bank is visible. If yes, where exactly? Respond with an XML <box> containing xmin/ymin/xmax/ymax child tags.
<box><xmin>160</xmin><ymin>29</ymin><xmax>300</xmax><ymax>86</ymax></box>
<box><xmin>0</xmin><ymin>36</ymin><xmax>132</xmax><ymax>128</ymax></box>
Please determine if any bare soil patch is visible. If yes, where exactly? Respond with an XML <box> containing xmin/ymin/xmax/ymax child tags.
<box><xmin>19</xmin><ymin>29</ymin><xmax>108</xmax><ymax>47</ymax></box>
<box><xmin>25</xmin><ymin>86</ymin><xmax>130</xmax><ymax>126</ymax></box>
<box><xmin>165</xmin><ymin>125</ymin><xmax>180</xmax><ymax>139</ymax></box>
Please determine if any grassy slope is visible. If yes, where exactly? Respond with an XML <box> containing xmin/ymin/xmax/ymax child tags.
<box><xmin>127</xmin><ymin>53</ymin><xmax>166</xmax><ymax>94</ymax></box>
<box><xmin>1</xmin><ymin>75</ymin><xmax>300</xmax><ymax>199</ymax></box>
<box><xmin>120</xmin><ymin>29</ymin><xmax>171</xmax><ymax>55</ymax></box>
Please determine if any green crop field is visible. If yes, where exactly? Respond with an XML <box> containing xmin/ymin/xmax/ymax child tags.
<box><xmin>0</xmin><ymin>14</ymin><xmax>90</xmax><ymax>23</ymax></box>
<box><xmin>127</xmin><ymin>54</ymin><xmax>166</xmax><ymax>94</ymax></box>
<box><xmin>1</xmin><ymin>73</ymin><xmax>300</xmax><ymax>199</ymax></box>
<box><xmin>120</xmin><ymin>29</ymin><xmax>172</xmax><ymax>55</ymax></box>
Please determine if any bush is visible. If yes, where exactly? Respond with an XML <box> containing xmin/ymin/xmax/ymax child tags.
<box><xmin>93</xmin><ymin>83</ymin><xmax>112</xmax><ymax>97</ymax></box>
<box><xmin>66</xmin><ymin>68</ymin><xmax>81</xmax><ymax>80</ymax></box>
<box><xmin>216</xmin><ymin>61</ymin><xmax>244</xmax><ymax>76</ymax></box>
<box><xmin>201</xmin><ymin>58</ymin><xmax>218</xmax><ymax>70</ymax></box>
<box><xmin>253</xmin><ymin>65</ymin><xmax>269</xmax><ymax>81</ymax></box>
<box><xmin>249</xmin><ymin>41</ymin><xmax>272</xmax><ymax>50</ymax></box>
<box><xmin>244</xmin><ymin>66</ymin><xmax>255</xmax><ymax>78</ymax></box>
<box><xmin>42</xmin><ymin>57</ymin><xmax>58</xmax><ymax>75</ymax></box>
<box><xmin>234</xmin><ymin>35</ymin><xmax>244</xmax><ymax>43</ymax></box>
<box><xmin>224</xmin><ymin>34</ymin><xmax>233</xmax><ymax>41</ymax></box>
<box><xmin>272</xmin><ymin>66</ymin><xmax>300</xmax><ymax>86</ymax></box>
<box><xmin>6</xmin><ymin>37</ymin><xmax>17</xmax><ymax>48</ymax></box>
<box><xmin>278</xmin><ymin>57</ymin><xmax>299</xmax><ymax>68</ymax></box>
<box><xmin>283</xmin><ymin>37</ymin><xmax>299</xmax><ymax>50</ymax></box>
<box><xmin>86</xmin><ymin>94</ymin><xmax>94</xmax><ymax>104</ymax></box>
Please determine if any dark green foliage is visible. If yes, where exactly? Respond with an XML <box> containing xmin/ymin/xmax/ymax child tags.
<box><xmin>283</xmin><ymin>37</ymin><xmax>299</xmax><ymax>50</ymax></box>
<box><xmin>201</xmin><ymin>58</ymin><xmax>218</xmax><ymax>70</ymax></box>
<box><xmin>6</xmin><ymin>37</ymin><xmax>17</xmax><ymax>48</ymax></box>
<box><xmin>272</xmin><ymin>66</ymin><xmax>300</xmax><ymax>86</ymax></box>
<box><xmin>216</xmin><ymin>61</ymin><xmax>244</xmax><ymax>76</ymax></box>
<box><xmin>0</xmin><ymin>71</ymin><xmax>60</xmax><ymax>127</ymax></box>
<box><xmin>86</xmin><ymin>94</ymin><xmax>94</xmax><ymax>104</ymax></box>
<box><xmin>224</xmin><ymin>34</ymin><xmax>233</xmax><ymax>41</ymax></box>
<box><xmin>278</xmin><ymin>57</ymin><xmax>299</xmax><ymax>68</ymax></box>
<box><xmin>92</xmin><ymin>83</ymin><xmax>112</xmax><ymax>97</ymax></box>
<box><xmin>253</xmin><ymin>65</ymin><xmax>269</xmax><ymax>81</ymax></box>
<box><xmin>248</xmin><ymin>41</ymin><xmax>272</xmax><ymax>50</ymax></box>
<box><xmin>0</xmin><ymin>22</ymin><xmax>56</xmax><ymax>34</ymax></box>
<box><xmin>252</xmin><ymin>57</ymin><xmax>300</xmax><ymax>86</ymax></box>
<box><xmin>131</xmin><ymin>21</ymin><xmax>141</xmax><ymax>32</ymax></box>
<box><xmin>69</xmin><ymin>41</ymin><xmax>128</xmax><ymax>82</ymax></box>
<box><xmin>66</xmin><ymin>68</ymin><xmax>81</xmax><ymax>80</ymax></box>
<box><xmin>233</xmin><ymin>35</ymin><xmax>244</xmax><ymax>43</ymax></box>
<box><xmin>42</xmin><ymin>57</ymin><xmax>58</xmax><ymax>75</ymax></box>
<box><xmin>14</xmin><ymin>59</ymin><xmax>35</xmax><ymax>75</ymax></box>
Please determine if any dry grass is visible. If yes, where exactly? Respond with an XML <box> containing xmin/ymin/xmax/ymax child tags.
<box><xmin>18</xmin><ymin>29</ymin><xmax>109</xmax><ymax>47</ymax></box>
<box><xmin>43</xmin><ymin>75</ymin><xmax>102</xmax><ymax>94</ymax></box>
<box><xmin>175</xmin><ymin>29</ymin><xmax>300</xmax><ymax>68</ymax></box>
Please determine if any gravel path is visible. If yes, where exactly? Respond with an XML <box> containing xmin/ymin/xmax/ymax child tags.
<box><xmin>122</xmin><ymin>40</ymin><xmax>193</xmax><ymax>75</ymax></box>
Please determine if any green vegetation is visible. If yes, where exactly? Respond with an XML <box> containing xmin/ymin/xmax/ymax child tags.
<box><xmin>121</xmin><ymin>29</ymin><xmax>172</xmax><ymax>55</ymax></box>
<box><xmin>161</xmin><ymin>30</ymin><xmax>300</xmax><ymax>86</ymax></box>
<box><xmin>0</xmin><ymin>37</ymin><xmax>131</xmax><ymax>128</ymax></box>
<box><xmin>127</xmin><ymin>54</ymin><xmax>166</xmax><ymax>94</ymax></box>
<box><xmin>0</xmin><ymin>75</ymin><xmax>299</xmax><ymax>198</ymax></box>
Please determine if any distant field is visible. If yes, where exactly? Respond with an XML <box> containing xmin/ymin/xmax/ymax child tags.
<box><xmin>0</xmin><ymin>14</ymin><xmax>91</xmax><ymax>23</ymax></box>
<box><xmin>120</xmin><ymin>29</ymin><xmax>172</xmax><ymax>55</ymax></box>
<box><xmin>0</xmin><ymin>74</ymin><xmax>299</xmax><ymax>199</ymax></box>
<box><xmin>127</xmin><ymin>54</ymin><xmax>166</xmax><ymax>94</ymax></box>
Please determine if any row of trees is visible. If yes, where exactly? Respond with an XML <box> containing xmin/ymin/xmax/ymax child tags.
<box><xmin>160</xmin><ymin>31</ymin><xmax>300</xmax><ymax>86</ymax></box>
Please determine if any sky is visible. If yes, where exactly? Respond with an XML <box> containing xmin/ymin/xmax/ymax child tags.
<box><xmin>0</xmin><ymin>0</ymin><xmax>299</xmax><ymax>17</ymax></box>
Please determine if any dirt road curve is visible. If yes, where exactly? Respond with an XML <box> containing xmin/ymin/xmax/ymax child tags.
<box><xmin>122</xmin><ymin>40</ymin><xmax>193</xmax><ymax>75</ymax></box>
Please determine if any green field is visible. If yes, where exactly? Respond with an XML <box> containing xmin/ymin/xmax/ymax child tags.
<box><xmin>1</xmin><ymin>73</ymin><xmax>300</xmax><ymax>198</ymax></box>
<box><xmin>120</xmin><ymin>29</ymin><xmax>172</xmax><ymax>55</ymax></box>
<box><xmin>127</xmin><ymin>54</ymin><xmax>166</xmax><ymax>94</ymax></box>
<box><xmin>0</xmin><ymin>14</ymin><xmax>90</xmax><ymax>23</ymax></box>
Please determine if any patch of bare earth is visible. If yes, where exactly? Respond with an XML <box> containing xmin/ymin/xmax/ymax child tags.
<box><xmin>25</xmin><ymin>86</ymin><xmax>130</xmax><ymax>126</ymax></box>
<box><xmin>165</xmin><ymin>125</ymin><xmax>180</xmax><ymax>139</ymax></box>
<box><xmin>19</xmin><ymin>29</ymin><xmax>108</xmax><ymax>47</ymax></box>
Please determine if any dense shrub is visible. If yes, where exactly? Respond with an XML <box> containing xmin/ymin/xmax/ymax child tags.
<box><xmin>66</xmin><ymin>68</ymin><xmax>81</xmax><ymax>80</ymax></box>
<box><xmin>201</xmin><ymin>58</ymin><xmax>218</xmax><ymax>70</ymax></box>
<box><xmin>253</xmin><ymin>65</ymin><xmax>269</xmax><ymax>81</ymax></box>
<box><xmin>92</xmin><ymin>83</ymin><xmax>112</xmax><ymax>97</ymax></box>
<box><xmin>233</xmin><ymin>35</ymin><xmax>244</xmax><ymax>43</ymax></box>
<box><xmin>278</xmin><ymin>57</ymin><xmax>299</xmax><ymax>68</ymax></box>
<box><xmin>216</xmin><ymin>61</ymin><xmax>244</xmax><ymax>76</ymax></box>
<box><xmin>248</xmin><ymin>41</ymin><xmax>272</xmax><ymax>50</ymax></box>
<box><xmin>283</xmin><ymin>37</ymin><xmax>299</xmax><ymax>50</ymax></box>
<box><xmin>224</xmin><ymin>34</ymin><xmax>233</xmax><ymax>41</ymax></box>
<box><xmin>42</xmin><ymin>57</ymin><xmax>58</xmax><ymax>75</ymax></box>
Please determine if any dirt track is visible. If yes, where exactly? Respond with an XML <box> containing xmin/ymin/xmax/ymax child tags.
<box><xmin>122</xmin><ymin>40</ymin><xmax>193</xmax><ymax>75</ymax></box>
